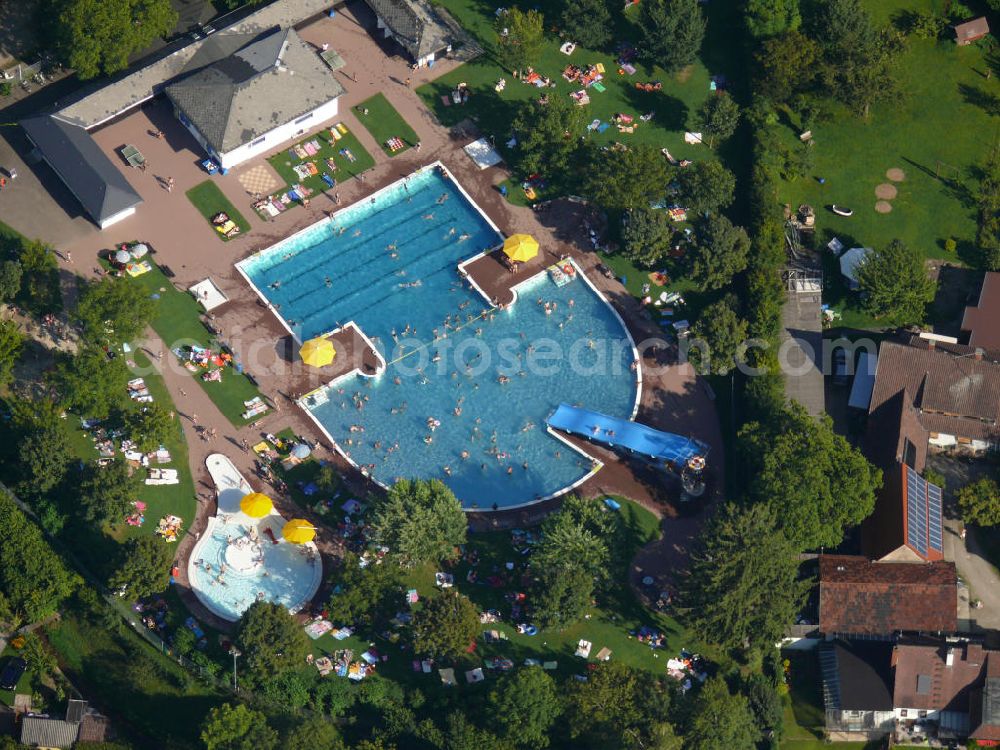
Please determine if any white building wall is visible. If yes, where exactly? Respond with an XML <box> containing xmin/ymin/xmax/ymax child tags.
<box><xmin>217</xmin><ymin>97</ymin><xmax>340</xmax><ymax>169</ymax></box>
<box><xmin>99</xmin><ymin>205</ymin><xmax>137</xmax><ymax>229</ymax></box>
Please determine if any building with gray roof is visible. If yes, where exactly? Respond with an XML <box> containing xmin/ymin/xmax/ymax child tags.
<box><xmin>166</xmin><ymin>27</ymin><xmax>344</xmax><ymax>169</ymax></box>
<box><xmin>363</xmin><ymin>0</ymin><xmax>455</xmax><ymax>66</ymax></box>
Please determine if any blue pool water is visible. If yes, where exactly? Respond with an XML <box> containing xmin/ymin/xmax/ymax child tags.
<box><xmin>240</xmin><ymin>168</ymin><xmax>639</xmax><ymax>508</ymax></box>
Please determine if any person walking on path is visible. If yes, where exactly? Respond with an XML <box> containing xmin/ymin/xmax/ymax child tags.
<box><xmin>241</xmin><ymin>438</ymin><xmax>250</xmax><ymax>454</ymax></box>
<box><xmin>167</xmin><ymin>176</ymin><xmax>174</xmax><ymax>192</ymax></box>
<box><xmin>191</xmin><ymin>412</ymin><xmax>198</xmax><ymax>425</ymax></box>
<box><xmin>404</xmin><ymin>76</ymin><xmax>411</xmax><ymax>87</ymax></box>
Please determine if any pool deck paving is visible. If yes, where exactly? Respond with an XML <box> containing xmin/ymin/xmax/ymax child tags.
<box><xmin>4</xmin><ymin>0</ymin><xmax>723</xmax><ymax>621</ymax></box>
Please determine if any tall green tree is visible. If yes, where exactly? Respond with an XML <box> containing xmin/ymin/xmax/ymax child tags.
<box><xmin>533</xmin><ymin>514</ymin><xmax>608</xmax><ymax>581</ymax></box>
<box><xmin>0</xmin><ymin>491</ymin><xmax>78</xmax><ymax>623</ymax></box>
<box><xmin>585</xmin><ymin>144</ymin><xmax>673</xmax><ymax>213</ymax></box>
<box><xmin>371</xmin><ymin>479</ymin><xmax>467</xmax><ymax>567</ymax></box>
<box><xmin>55</xmin><ymin>0</ymin><xmax>178</xmax><ymax>80</ymax></box>
<box><xmin>512</xmin><ymin>94</ymin><xmax>586</xmax><ymax>179</ymax></box>
<box><xmin>689</xmin><ymin>296</ymin><xmax>749</xmax><ymax>376</ymax></box>
<box><xmin>49</xmin><ymin>346</ymin><xmax>130</xmax><ymax>418</ymax></box>
<box><xmin>677</xmin><ymin>160</ymin><xmax>736</xmax><ymax>215</ymax></box>
<box><xmin>685</xmin><ymin>677</ymin><xmax>760</xmax><ymax>750</ymax></box>
<box><xmin>76</xmin><ymin>276</ymin><xmax>155</xmax><ymax>344</ymax></box>
<box><xmin>487</xmin><ymin>667</ymin><xmax>561</xmax><ymax>748</ymax></box>
<box><xmin>200</xmin><ymin>703</ymin><xmax>277</xmax><ymax>750</ymax></box>
<box><xmin>623</xmin><ymin>207</ymin><xmax>676</xmax><ymax>267</ymax></box>
<box><xmin>0</xmin><ymin>260</ymin><xmax>22</xmax><ymax>302</ymax></box>
<box><xmin>745</xmin><ymin>0</ymin><xmax>800</xmax><ymax>38</ymax></box>
<box><xmin>0</xmin><ymin>320</ymin><xmax>22</xmax><ymax>387</ymax></box>
<box><xmin>532</xmin><ymin>564</ymin><xmax>594</xmax><ymax>629</ymax></box>
<box><xmin>855</xmin><ymin>239</ymin><xmax>935</xmax><ymax>324</ymax></box>
<box><xmin>559</xmin><ymin>0</ymin><xmax>611</xmax><ymax>48</ymax></box>
<box><xmin>282</xmin><ymin>717</ymin><xmax>344</xmax><ymax>750</ymax></box>
<box><xmin>17</xmin><ymin>239</ymin><xmax>59</xmax><ymax>314</ymax></box>
<box><xmin>235</xmin><ymin>601</ymin><xmax>311</xmax><ymax>686</ymax></box>
<box><xmin>441</xmin><ymin>712</ymin><xmax>508</xmax><ymax>750</ymax></box>
<box><xmin>958</xmin><ymin>478</ymin><xmax>1000</xmax><ymax>527</ymax></box>
<box><xmin>754</xmin><ymin>30</ymin><xmax>820</xmax><ymax>104</ymax></box>
<box><xmin>685</xmin><ymin>503</ymin><xmax>806</xmax><ymax>653</ymax></box>
<box><xmin>124</xmin><ymin>402</ymin><xmax>174</xmax><ymax>452</ymax></box>
<box><xmin>739</xmin><ymin>403</ymin><xmax>881</xmax><ymax>550</ymax></box>
<box><xmin>564</xmin><ymin>662</ymin><xmax>678</xmax><ymax>749</ymax></box>
<box><xmin>688</xmin><ymin>214</ymin><xmax>750</xmax><ymax>290</ymax></box>
<box><xmin>410</xmin><ymin>591</ymin><xmax>479</xmax><ymax>660</ymax></box>
<box><xmin>696</xmin><ymin>94</ymin><xmax>741</xmax><ymax>148</ymax></box>
<box><xmin>638</xmin><ymin>0</ymin><xmax>705</xmax><ymax>72</ymax></box>
<box><xmin>80</xmin><ymin>458</ymin><xmax>140</xmax><ymax>527</ymax></box>
<box><xmin>495</xmin><ymin>8</ymin><xmax>545</xmax><ymax>73</ymax></box>
<box><xmin>327</xmin><ymin>551</ymin><xmax>401</xmax><ymax>627</ymax></box>
<box><xmin>109</xmin><ymin>535</ymin><xmax>174</xmax><ymax>598</ymax></box>
<box><xmin>12</xmin><ymin>399</ymin><xmax>69</xmax><ymax>497</ymax></box>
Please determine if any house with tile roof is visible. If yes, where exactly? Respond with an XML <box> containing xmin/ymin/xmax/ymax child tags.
<box><xmin>818</xmin><ymin>555</ymin><xmax>957</xmax><ymax>637</ymax></box>
<box><xmin>362</xmin><ymin>0</ymin><xmax>455</xmax><ymax>66</ymax></box>
<box><xmin>962</xmin><ymin>272</ymin><xmax>1000</xmax><ymax>353</ymax></box>
<box><xmin>822</xmin><ymin>639</ymin><xmax>897</xmax><ymax>737</ymax></box>
<box><xmin>166</xmin><ymin>27</ymin><xmax>344</xmax><ymax>170</ymax></box>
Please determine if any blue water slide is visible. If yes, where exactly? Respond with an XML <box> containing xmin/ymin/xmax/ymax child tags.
<box><xmin>545</xmin><ymin>403</ymin><xmax>708</xmax><ymax>466</ymax></box>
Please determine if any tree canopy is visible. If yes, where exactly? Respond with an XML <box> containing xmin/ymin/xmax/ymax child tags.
<box><xmin>685</xmin><ymin>677</ymin><xmax>760</xmax><ymax>750</ymax></box>
<box><xmin>855</xmin><ymin>239</ymin><xmax>935</xmax><ymax>324</ymax></box>
<box><xmin>689</xmin><ymin>296</ymin><xmax>748</xmax><ymax>376</ymax></box>
<box><xmin>512</xmin><ymin>94</ymin><xmax>586</xmax><ymax>179</ymax></box>
<box><xmin>124</xmin><ymin>403</ymin><xmax>174</xmax><ymax>452</ymax></box>
<box><xmin>688</xmin><ymin>213</ymin><xmax>750</xmax><ymax>291</ymax></box>
<box><xmin>200</xmin><ymin>703</ymin><xmax>277</xmax><ymax>750</ymax></box>
<box><xmin>80</xmin><ymin>458</ymin><xmax>140</xmax><ymax>527</ymax></box>
<box><xmin>76</xmin><ymin>276</ymin><xmax>155</xmax><ymax>344</ymax></box>
<box><xmin>0</xmin><ymin>260</ymin><xmax>23</xmax><ymax>303</ymax></box>
<box><xmin>282</xmin><ymin>717</ymin><xmax>344</xmax><ymax>750</ymax></box>
<box><xmin>488</xmin><ymin>667</ymin><xmax>562</xmax><ymax>748</ymax></box>
<box><xmin>677</xmin><ymin>160</ymin><xmax>736</xmax><ymax>215</ymax></box>
<box><xmin>739</xmin><ymin>403</ymin><xmax>881</xmax><ymax>550</ymax></box>
<box><xmin>410</xmin><ymin>591</ymin><xmax>480</xmax><ymax>660</ymax></box>
<box><xmin>55</xmin><ymin>0</ymin><xmax>178</xmax><ymax>80</ymax></box>
<box><xmin>235</xmin><ymin>601</ymin><xmax>311</xmax><ymax>686</ymax></box>
<box><xmin>327</xmin><ymin>551</ymin><xmax>401</xmax><ymax>627</ymax></box>
<box><xmin>109</xmin><ymin>535</ymin><xmax>173</xmax><ymax>599</ymax></box>
<box><xmin>12</xmin><ymin>399</ymin><xmax>69</xmax><ymax>498</ymax></box>
<box><xmin>696</xmin><ymin>94</ymin><xmax>741</xmax><ymax>148</ymax></box>
<box><xmin>0</xmin><ymin>320</ymin><xmax>23</xmax><ymax>387</ymax></box>
<box><xmin>958</xmin><ymin>478</ymin><xmax>1000</xmax><ymax>527</ymax></box>
<box><xmin>685</xmin><ymin>502</ymin><xmax>807</xmax><ymax>653</ymax></box>
<box><xmin>754</xmin><ymin>31</ymin><xmax>820</xmax><ymax>104</ymax></box>
<box><xmin>50</xmin><ymin>346</ymin><xmax>130</xmax><ymax>419</ymax></box>
<box><xmin>371</xmin><ymin>479</ymin><xmax>467</xmax><ymax>567</ymax></box>
<box><xmin>586</xmin><ymin>144</ymin><xmax>673</xmax><ymax>213</ymax></box>
<box><xmin>559</xmin><ymin>0</ymin><xmax>611</xmax><ymax>49</ymax></box>
<box><xmin>638</xmin><ymin>0</ymin><xmax>705</xmax><ymax>72</ymax></box>
<box><xmin>622</xmin><ymin>207</ymin><xmax>676</xmax><ymax>267</ymax></box>
<box><xmin>495</xmin><ymin>8</ymin><xmax>545</xmax><ymax>73</ymax></box>
<box><xmin>745</xmin><ymin>0</ymin><xmax>800</xmax><ymax>39</ymax></box>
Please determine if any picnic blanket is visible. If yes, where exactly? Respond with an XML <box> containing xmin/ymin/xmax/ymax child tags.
<box><xmin>305</xmin><ymin>619</ymin><xmax>333</xmax><ymax>639</ymax></box>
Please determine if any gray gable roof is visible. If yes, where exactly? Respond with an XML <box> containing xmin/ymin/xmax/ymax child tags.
<box><xmin>166</xmin><ymin>27</ymin><xmax>344</xmax><ymax>155</ymax></box>
<box><xmin>20</xmin><ymin>114</ymin><xmax>143</xmax><ymax>225</ymax></box>
<box><xmin>20</xmin><ymin>716</ymin><xmax>80</xmax><ymax>748</ymax></box>
<box><xmin>363</xmin><ymin>0</ymin><xmax>452</xmax><ymax>60</ymax></box>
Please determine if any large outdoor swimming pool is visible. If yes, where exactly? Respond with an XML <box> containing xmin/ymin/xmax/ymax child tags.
<box><xmin>239</xmin><ymin>167</ymin><xmax>640</xmax><ymax>509</ymax></box>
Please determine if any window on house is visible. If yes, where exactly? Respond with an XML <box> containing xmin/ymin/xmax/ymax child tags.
<box><xmin>918</xmin><ymin>710</ymin><xmax>927</xmax><ymax>718</ymax></box>
<box><xmin>900</xmin><ymin>710</ymin><xmax>908</xmax><ymax>718</ymax></box>
<box><xmin>958</xmin><ymin>436</ymin><xmax>972</xmax><ymax>445</ymax></box>
<box><xmin>294</xmin><ymin>112</ymin><xmax>314</xmax><ymax>125</ymax></box>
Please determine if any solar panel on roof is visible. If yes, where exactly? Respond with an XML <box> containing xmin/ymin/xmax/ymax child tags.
<box><xmin>905</xmin><ymin>465</ymin><xmax>944</xmax><ymax>558</ymax></box>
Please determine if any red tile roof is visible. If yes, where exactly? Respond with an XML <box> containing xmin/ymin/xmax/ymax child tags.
<box><xmin>955</xmin><ymin>17</ymin><xmax>990</xmax><ymax>43</ymax></box>
<box><xmin>819</xmin><ymin>555</ymin><xmax>957</xmax><ymax>635</ymax></box>
<box><xmin>962</xmin><ymin>273</ymin><xmax>1000</xmax><ymax>352</ymax></box>
<box><xmin>892</xmin><ymin>642</ymin><xmax>988</xmax><ymax>713</ymax></box>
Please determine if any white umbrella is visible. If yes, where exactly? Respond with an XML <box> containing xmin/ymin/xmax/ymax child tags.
<box><xmin>114</xmin><ymin>249</ymin><xmax>131</xmax><ymax>264</ymax></box>
<box><xmin>130</xmin><ymin>243</ymin><xmax>149</xmax><ymax>258</ymax></box>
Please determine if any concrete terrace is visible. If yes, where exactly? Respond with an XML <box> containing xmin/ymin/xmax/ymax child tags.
<box><xmin>3</xmin><ymin>1</ymin><xmax>724</xmax><ymax>622</ymax></box>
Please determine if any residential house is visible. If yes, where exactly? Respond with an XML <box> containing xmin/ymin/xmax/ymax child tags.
<box><xmin>166</xmin><ymin>27</ymin><xmax>344</xmax><ymax>170</ymax></box>
<box><xmin>892</xmin><ymin>641</ymin><xmax>987</xmax><ymax>737</ymax></box>
<box><xmin>18</xmin><ymin>699</ymin><xmax>110</xmax><ymax>749</ymax></box>
<box><xmin>362</xmin><ymin>0</ymin><xmax>455</xmax><ymax>66</ymax></box>
<box><xmin>818</xmin><ymin>555</ymin><xmax>957</xmax><ymax>638</ymax></box>
<box><xmin>961</xmin><ymin>272</ymin><xmax>1000</xmax><ymax>352</ymax></box>
<box><xmin>954</xmin><ymin>17</ymin><xmax>990</xmax><ymax>45</ymax></box>
<box><xmin>822</xmin><ymin>639</ymin><xmax>896</xmax><ymax>737</ymax></box>
<box><xmin>868</xmin><ymin>338</ymin><xmax>1000</xmax><ymax>453</ymax></box>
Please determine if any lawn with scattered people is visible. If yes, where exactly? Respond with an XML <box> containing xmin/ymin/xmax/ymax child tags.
<box><xmin>121</xmin><ymin>260</ymin><xmax>266</xmax><ymax>426</ymax></box>
<box><xmin>186</xmin><ymin>181</ymin><xmax>252</xmax><ymax>242</ymax></box>
<box><xmin>773</xmin><ymin>0</ymin><xmax>996</xmax><ymax>328</ymax></box>
<box><xmin>266</xmin><ymin>124</ymin><xmax>375</xmax><ymax>205</ymax></box>
<box><xmin>354</xmin><ymin>93</ymin><xmax>420</xmax><ymax>156</ymax></box>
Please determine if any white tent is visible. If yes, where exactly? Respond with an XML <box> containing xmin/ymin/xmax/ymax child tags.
<box><xmin>839</xmin><ymin>247</ymin><xmax>871</xmax><ymax>290</ymax></box>
<box><xmin>463</xmin><ymin>138</ymin><xmax>502</xmax><ymax>170</ymax></box>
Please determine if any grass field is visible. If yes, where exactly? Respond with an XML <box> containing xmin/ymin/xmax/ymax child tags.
<box><xmin>0</xmin><ymin>643</ymin><xmax>32</xmax><ymax>707</ymax></box>
<box><xmin>355</xmin><ymin>93</ymin><xmax>420</xmax><ymax>156</ymax></box>
<box><xmin>267</xmin><ymin>124</ymin><xmax>375</xmax><ymax>203</ymax></box>
<box><xmin>782</xmin><ymin>649</ymin><xmax>826</xmax><ymax>741</ymax></box>
<box><xmin>774</xmin><ymin>0</ymin><xmax>997</xmax><ymax>328</ymax></box>
<box><xmin>186</xmin><ymin>181</ymin><xmax>252</xmax><ymax>242</ymax></box>
<box><xmin>308</xmin><ymin>497</ymin><xmax>688</xmax><ymax>689</ymax></box>
<box><xmin>123</xmin><ymin>260</ymin><xmax>265</xmax><ymax>426</ymax></box>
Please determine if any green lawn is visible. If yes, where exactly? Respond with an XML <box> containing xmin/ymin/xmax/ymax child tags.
<box><xmin>774</xmin><ymin>0</ymin><xmax>996</xmax><ymax>328</ymax></box>
<box><xmin>0</xmin><ymin>644</ymin><xmax>32</xmax><ymax>707</ymax></box>
<box><xmin>185</xmin><ymin>180</ymin><xmax>252</xmax><ymax>242</ymax></box>
<box><xmin>418</xmin><ymin>0</ymin><xmax>719</xmax><ymax>204</ymax></box>
<box><xmin>783</xmin><ymin>649</ymin><xmax>825</xmax><ymax>741</ymax></box>
<box><xmin>123</xmin><ymin>260</ymin><xmax>266</xmax><ymax>426</ymax></box>
<box><xmin>266</xmin><ymin>125</ymin><xmax>375</xmax><ymax>207</ymax></box>
<box><xmin>310</xmin><ymin>498</ymin><xmax>688</xmax><ymax>688</ymax></box>
<box><xmin>47</xmin><ymin>596</ymin><xmax>225</xmax><ymax>747</ymax></box>
<box><xmin>355</xmin><ymin>93</ymin><xmax>420</xmax><ymax>156</ymax></box>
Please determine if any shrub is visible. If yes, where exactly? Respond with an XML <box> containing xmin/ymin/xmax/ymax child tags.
<box><xmin>944</xmin><ymin>238</ymin><xmax>957</xmax><ymax>253</ymax></box>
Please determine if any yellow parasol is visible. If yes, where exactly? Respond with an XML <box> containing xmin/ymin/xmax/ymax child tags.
<box><xmin>282</xmin><ymin>518</ymin><xmax>316</xmax><ymax>544</ymax></box>
<box><xmin>240</xmin><ymin>492</ymin><xmax>273</xmax><ymax>518</ymax></box>
<box><xmin>502</xmin><ymin>234</ymin><xmax>539</xmax><ymax>263</ymax></box>
<box><xmin>299</xmin><ymin>337</ymin><xmax>336</xmax><ymax>367</ymax></box>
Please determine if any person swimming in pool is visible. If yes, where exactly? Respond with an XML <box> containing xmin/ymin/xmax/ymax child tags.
<box><xmin>269</xmin><ymin>280</ymin><xmax>281</xmax><ymax>289</ymax></box>
<box><xmin>423</xmin><ymin>212</ymin><xmax>434</xmax><ymax>220</ymax></box>
<box><xmin>324</xmin><ymin>277</ymin><xmax>332</xmax><ymax>287</ymax></box>
<box><xmin>353</xmin><ymin>229</ymin><xmax>362</xmax><ymax>237</ymax></box>
<box><xmin>458</xmin><ymin>233</ymin><xmax>471</xmax><ymax>242</ymax></box>
<box><xmin>437</xmin><ymin>192</ymin><xmax>449</xmax><ymax>204</ymax></box>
